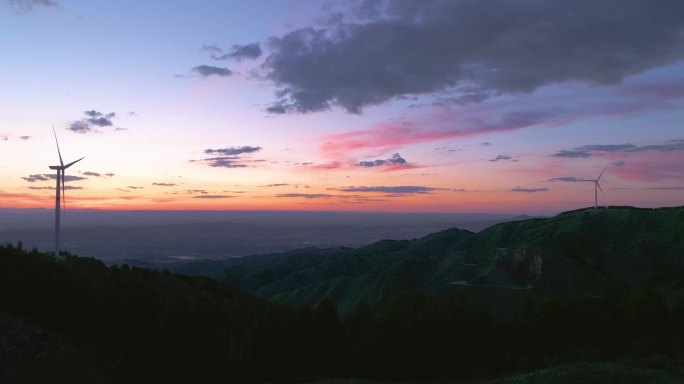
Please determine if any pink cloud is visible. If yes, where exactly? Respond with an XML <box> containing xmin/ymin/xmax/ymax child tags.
<box><xmin>312</xmin><ymin>161</ymin><xmax>343</xmax><ymax>170</ymax></box>
<box><xmin>0</xmin><ymin>191</ymin><xmax>51</xmax><ymax>201</ymax></box>
<box><xmin>320</xmin><ymin>123</ymin><xmax>454</xmax><ymax>158</ymax></box>
<box><xmin>320</xmin><ymin>108</ymin><xmax>559</xmax><ymax>159</ymax></box>
<box><xmin>620</xmin><ymin>81</ymin><xmax>684</xmax><ymax>100</ymax></box>
<box><xmin>609</xmin><ymin>152</ymin><xmax>684</xmax><ymax>182</ymax></box>
<box><xmin>319</xmin><ymin>79</ymin><xmax>684</xmax><ymax>161</ymax></box>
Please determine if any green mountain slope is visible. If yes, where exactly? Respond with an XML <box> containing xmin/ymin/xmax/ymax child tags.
<box><xmin>173</xmin><ymin>207</ymin><xmax>684</xmax><ymax>313</ymax></box>
<box><xmin>437</xmin><ymin>206</ymin><xmax>684</xmax><ymax>295</ymax></box>
<box><xmin>174</xmin><ymin>228</ymin><xmax>475</xmax><ymax>312</ymax></box>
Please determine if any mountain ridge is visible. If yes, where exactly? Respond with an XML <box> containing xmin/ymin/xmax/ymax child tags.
<box><xmin>171</xmin><ymin>206</ymin><xmax>684</xmax><ymax>313</ymax></box>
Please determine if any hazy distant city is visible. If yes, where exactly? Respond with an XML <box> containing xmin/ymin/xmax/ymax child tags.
<box><xmin>0</xmin><ymin>209</ymin><xmax>524</xmax><ymax>264</ymax></box>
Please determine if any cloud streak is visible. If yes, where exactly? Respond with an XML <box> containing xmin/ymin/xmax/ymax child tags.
<box><xmin>552</xmin><ymin>150</ymin><xmax>592</xmax><ymax>159</ymax></box>
<box><xmin>22</xmin><ymin>174</ymin><xmax>50</xmax><ymax>182</ymax></box>
<box><xmin>6</xmin><ymin>0</ymin><xmax>58</xmax><ymax>14</ymax></box>
<box><xmin>212</xmin><ymin>43</ymin><xmax>262</xmax><ymax>61</ymax></box>
<box><xmin>27</xmin><ymin>185</ymin><xmax>82</xmax><ymax>190</ymax></box>
<box><xmin>201</xmin><ymin>157</ymin><xmax>249</xmax><ymax>168</ymax></box>
<box><xmin>552</xmin><ymin>139</ymin><xmax>684</xmax><ymax>158</ymax></box>
<box><xmin>194</xmin><ymin>145</ymin><xmax>263</xmax><ymax>168</ymax></box>
<box><xmin>205</xmin><ymin>146</ymin><xmax>262</xmax><ymax>156</ymax></box>
<box><xmin>193</xmin><ymin>194</ymin><xmax>233</xmax><ymax>199</ymax></box>
<box><xmin>357</xmin><ymin>152</ymin><xmax>407</xmax><ymax>168</ymax></box>
<box><xmin>192</xmin><ymin>65</ymin><xmax>232</xmax><ymax>77</ymax></box>
<box><xmin>489</xmin><ymin>155</ymin><xmax>516</xmax><ymax>162</ymax></box>
<box><xmin>547</xmin><ymin>177</ymin><xmax>582</xmax><ymax>183</ymax></box>
<box><xmin>511</xmin><ymin>187</ymin><xmax>549</xmax><ymax>193</ymax></box>
<box><xmin>23</xmin><ymin>174</ymin><xmax>87</xmax><ymax>182</ymax></box>
<box><xmin>276</xmin><ymin>193</ymin><xmax>336</xmax><ymax>199</ymax></box>
<box><xmin>82</xmin><ymin>171</ymin><xmax>114</xmax><ymax>177</ymax></box>
<box><xmin>333</xmin><ymin>185</ymin><xmax>440</xmax><ymax>194</ymax></box>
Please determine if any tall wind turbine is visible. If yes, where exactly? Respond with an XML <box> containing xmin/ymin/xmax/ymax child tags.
<box><xmin>49</xmin><ymin>127</ymin><xmax>84</xmax><ymax>255</ymax></box>
<box><xmin>582</xmin><ymin>168</ymin><xmax>606</xmax><ymax>210</ymax></box>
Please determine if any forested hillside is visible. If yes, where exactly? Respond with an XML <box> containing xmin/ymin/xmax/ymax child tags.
<box><xmin>2</xmin><ymin>206</ymin><xmax>684</xmax><ymax>382</ymax></box>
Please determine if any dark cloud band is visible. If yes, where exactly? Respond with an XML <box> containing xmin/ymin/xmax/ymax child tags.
<box><xmin>263</xmin><ymin>0</ymin><xmax>684</xmax><ymax>114</ymax></box>
<box><xmin>553</xmin><ymin>139</ymin><xmax>684</xmax><ymax>158</ymax></box>
<box><xmin>511</xmin><ymin>187</ymin><xmax>549</xmax><ymax>193</ymax></box>
<box><xmin>334</xmin><ymin>185</ymin><xmax>439</xmax><ymax>194</ymax></box>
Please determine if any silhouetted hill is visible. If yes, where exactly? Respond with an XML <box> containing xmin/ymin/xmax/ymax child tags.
<box><xmin>2</xmin><ymin>207</ymin><xmax>684</xmax><ymax>383</ymax></box>
<box><xmin>0</xmin><ymin>245</ymin><xmax>335</xmax><ymax>383</ymax></box>
<box><xmin>172</xmin><ymin>206</ymin><xmax>684</xmax><ymax>313</ymax></box>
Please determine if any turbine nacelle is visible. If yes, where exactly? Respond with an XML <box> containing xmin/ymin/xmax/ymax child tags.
<box><xmin>49</xmin><ymin>157</ymin><xmax>83</xmax><ymax>170</ymax></box>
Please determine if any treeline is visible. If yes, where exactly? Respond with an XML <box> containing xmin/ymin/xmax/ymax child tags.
<box><xmin>1</xmin><ymin>243</ymin><xmax>683</xmax><ymax>383</ymax></box>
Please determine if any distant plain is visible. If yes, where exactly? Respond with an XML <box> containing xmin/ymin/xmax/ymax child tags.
<box><xmin>0</xmin><ymin>209</ymin><xmax>524</xmax><ymax>263</ymax></box>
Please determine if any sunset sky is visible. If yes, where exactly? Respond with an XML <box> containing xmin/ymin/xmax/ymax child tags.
<box><xmin>1</xmin><ymin>0</ymin><xmax>683</xmax><ymax>214</ymax></box>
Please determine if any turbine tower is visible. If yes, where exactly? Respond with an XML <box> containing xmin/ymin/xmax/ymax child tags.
<box><xmin>49</xmin><ymin>127</ymin><xmax>84</xmax><ymax>256</ymax></box>
<box><xmin>582</xmin><ymin>168</ymin><xmax>606</xmax><ymax>210</ymax></box>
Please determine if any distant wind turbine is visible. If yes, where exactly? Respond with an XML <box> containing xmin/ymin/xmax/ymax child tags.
<box><xmin>582</xmin><ymin>168</ymin><xmax>606</xmax><ymax>210</ymax></box>
<box><xmin>49</xmin><ymin>127</ymin><xmax>84</xmax><ymax>255</ymax></box>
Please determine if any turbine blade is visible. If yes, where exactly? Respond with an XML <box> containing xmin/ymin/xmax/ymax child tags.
<box><xmin>52</xmin><ymin>125</ymin><xmax>64</xmax><ymax>167</ymax></box>
<box><xmin>63</xmin><ymin>157</ymin><xmax>84</xmax><ymax>169</ymax></box>
<box><xmin>597</xmin><ymin>167</ymin><xmax>606</xmax><ymax>181</ymax></box>
<box><xmin>597</xmin><ymin>182</ymin><xmax>606</xmax><ymax>198</ymax></box>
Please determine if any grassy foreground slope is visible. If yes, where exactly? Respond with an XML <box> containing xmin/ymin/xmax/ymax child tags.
<box><xmin>0</xmin><ymin>311</ymin><xmax>122</xmax><ymax>384</ymax></box>
<box><xmin>479</xmin><ymin>360</ymin><xmax>684</xmax><ymax>384</ymax></box>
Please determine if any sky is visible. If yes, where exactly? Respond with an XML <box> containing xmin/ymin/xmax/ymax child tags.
<box><xmin>1</xmin><ymin>0</ymin><xmax>684</xmax><ymax>214</ymax></box>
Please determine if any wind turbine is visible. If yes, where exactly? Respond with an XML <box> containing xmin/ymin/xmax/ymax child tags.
<box><xmin>48</xmin><ymin>127</ymin><xmax>84</xmax><ymax>256</ymax></box>
<box><xmin>582</xmin><ymin>168</ymin><xmax>606</xmax><ymax>210</ymax></box>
